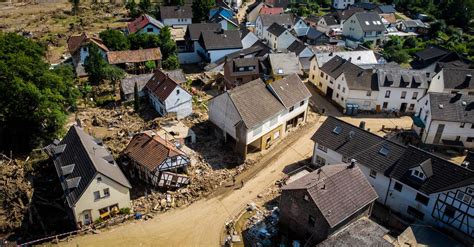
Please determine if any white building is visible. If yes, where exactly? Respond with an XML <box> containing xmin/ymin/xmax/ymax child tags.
<box><xmin>197</xmin><ymin>29</ymin><xmax>243</xmax><ymax>63</ymax></box>
<box><xmin>208</xmin><ymin>74</ymin><xmax>311</xmax><ymax>159</ymax></box>
<box><xmin>160</xmin><ymin>6</ymin><xmax>193</xmax><ymax>27</ymax></box>
<box><xmin>342</xmin><ymin>12</ymin><xmax>386</xmax><ymax>43</ymax></box>
<box><xmin>309</xmin><ymin>55</ymin><xmax>377</xmax><ymax>110</ymax></box>
<box><xmin>255</xmin><ymin>13</ymin><xmax>294</xmax><ymax>39</ymax></box>
<box><xmin>311</xmin><ymin>117</ymin><xmax>474</xmax><ymax>238</ymax></box>
<box><xmin>375</xmin><ymin>67</ymin><xmax>429</xmax><ymax>113</ymax></box>
<box><xmin>145</xmin><ymin>69</ymin><xmax>192</xmax><ymax>119</ymax></box>
<box><xmin>287</xmin><ymin>40</ymin><xmax>314</xmax><ymax>58</ymax></box>
<box><xmin>46</xmin><ymin>125</ymin><xmax>131</xmax><ymax>226</ymax></box>
<box><xmin>333</xmin><ymin>0</ymin><xmax>355</xmax><ymax>10</ymax></box>
<box><xmin>413</xmin><ymin>93</ymin><xmax>474</xmax><ymax>149</ymax></box>
<box><xmin>67</xmin><ymin>33</ymin><xmax>109</xmax><ymax>77</ymax></box>
<box><xmin>428</xmin><ymin>68</ymin><xmax>474</xmax><ymax>95</ymax></box>
<box><xmin>317</xmin><ymin>15</ymin><xmax>340</xmax><ymax>33</ymax></box>
<box><xmin>127</xmin><ymin>14</ymin><xmax>164</xmax><ymax>35</ymax></box>
<box><xmin>265</xmin><ymin>23</ymin><xmax>297</xmax><ymax>51</ymax></box>
<box><xmin>179</xmin><ymin>23</ymin><xmax>222</xmax><ymax>64</ymax></box>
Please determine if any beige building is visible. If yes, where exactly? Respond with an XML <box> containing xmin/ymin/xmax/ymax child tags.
<box><xmin>46</xmin><ymin>125</ymin><xmax>131</xmax><ymax>227</ymax></box>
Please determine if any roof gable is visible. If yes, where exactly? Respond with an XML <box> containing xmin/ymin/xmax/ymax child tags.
<box><xmin>145</xmin><ymin>69</ymin><xmax>185</xmax><ymax>101</ymax></box>
<box><xmin>268</xmin><ymin>74</ymin><xmax>311</xmax><ymax>108</ymax></box>
<box><xmin>128</xmin><ymin>14</ymin><xmax>164</xmax><ymax>33</ymax></box>
<box><xmin>199</xmin><ymin>30</ymin><xmax>243</xmax><ymax>50</ymax></box>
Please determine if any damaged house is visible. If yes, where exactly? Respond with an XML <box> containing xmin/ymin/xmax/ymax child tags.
<box><xmin>124</xmin><ymin>131</ymin><xmax>190</xmax><ymax>188</ymax></box>
<box><xmin>208</xmin><ymin>74</ymin><xmax>311</xmax><ymax>159</ymax></box>
<box><xmin>45</xmin><ymin>125</ymin><xmax>131</xmax><ymax>227</ymax></box>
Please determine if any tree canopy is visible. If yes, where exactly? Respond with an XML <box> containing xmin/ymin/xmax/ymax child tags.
<box><xmin>84</xmin><ymin>44</ymin><xmax>125</xmax><ymax>85</ymax></box>
<box><xmin>192</xmin><ymin>0</ymin><xmax>215</xmax><ymax>22</ymax></box>
<box><xmin>99</xmin><ymin>29</ymin><xmax>130</xmax><ymax>51</ymax></box>
<box><xmin>0</xmin><ymin>33</ymin><xmax>79</xmax><ymax>153</ymax></box>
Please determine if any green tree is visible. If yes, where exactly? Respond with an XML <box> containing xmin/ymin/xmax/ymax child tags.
<box><xmin>138</xmin><ymin>0</ymin><xmax>152</xmax><ymax>14</ymax></box>
<box><xmin>128</xmin><ymin>33</ymin><xmax>160</xmax><ymax>50</ymax></box>
<box><xmin>84</xmin><ymin>44</ymin><xmax>109</xmax><ymax>84</ymax></box>
<box><xmin>0</xmin><ymin>33</ymin><xmax>79</xmax><ymax>152</ymax></box>
<box><xmin>99</xmin><ymin>29</ymin><xmax>130</xmax><ymax>51</ymax></box>
<box><xmin>145</xmin><ymin>60</ymin><xmax>157</xmax><ymax>72</ymax></box>
<box><xmin>192</xmin><ymin>0</ymin><xmax>215</xmax><ymax>22</ymax></box>
<box><xmin>102</xmin><ymin>65</ymin><xmax>125</xmax><ymax>92</ymax></box>
<box><xmin>158</xmin><ymin>26</ymin><xmax>177</xmax><ymax>59</ymax></box>
<box><xmin>134</xmin><ymin>82</ymin><xmax>140</xmax><ymax>111</ymax></box>
<box><xmin>162</xmin><ymin>55</ymin><xmax>180</xmax><ymax>70</ymax></box>
<box><xmin>69</xmin><ymin>0</ymin><xmax>80</xmax><ymax>15</ymax></box>
<box><xmin>125</xmin><ymin>0</ymin><xmax>139</xmax><ymax>18</ymax></box>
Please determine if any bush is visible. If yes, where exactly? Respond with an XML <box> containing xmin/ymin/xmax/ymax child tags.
<box><xmin>94</xmin><ymin>95</ymin><xmax>115</xmax><ymax>107</ymax></box>
<box><xmin>94</xmin><ymin>217</ymin><xmax>104</xmax><ymax>224</ymax></box>
<box><xmin>119</xmin><ymin>208</ymin><xmax>131</xmax><ymax>215</ymax></box>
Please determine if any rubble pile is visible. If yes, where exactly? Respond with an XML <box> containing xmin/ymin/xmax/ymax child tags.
<box><xmin>0</xmin><ymin>155</ymin><xmax>33</xmax><ymax>234</ymax></box>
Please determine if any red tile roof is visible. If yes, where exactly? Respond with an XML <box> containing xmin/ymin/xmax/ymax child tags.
<box><xmin>124</xmin><ymin>131</ymin><xmax>187</xmax><ymax>171</ymax></box>
<box><xmin>145</xmin><ymin>69</ymin><xmax>180</xmax><ymax>101</ymax></box>
<box><xmin>127</xmin><ymin>14</ymin><xmax>164</xmax><ymax>34</ymax></box>
<box><xmin>259</xmin><ymin>6</ymin><xmax>284</xmax><ymax>15</ymax></box>
<box><xmin>107</xmin><ymin>48</ymin><xmax>162</xmax><ymax>64</ymax></box>
<box><xmin>67</xmin><ymin>33</ymin><xmax>109</xmax><ymax>54</ymax></box>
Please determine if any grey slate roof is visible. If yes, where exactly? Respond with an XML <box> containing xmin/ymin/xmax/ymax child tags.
<box><xmin>163</xmin><ymin>69</ymin><xmax>186</xmax><ymax>84</ymax></box>
<box><xmin>440</xmin><ymin>68</ymin><xmax>474</xmax><ymax>90</ymax></box>
<box><xmin>268</xmin><ymin>73</ymin><xmax>311</xmax><ymax>109</ymax></box>
<box><xmin>428</xmin><ymin>93</ymin><xmax>474</xmax><ymax>123</ymax></box>
<box><xmin>311</xmin><ymin>116</ymin><xmax>407</xmax><ymax>174</ymax></box>
<box><xmin>306</xmin><ymin>27</ymin><xmax>326</xmax><ymax>40</ymax></box>
<box><xmin>48</xmin><ymin>126</ymin><xmax>131</xmax><ymax>207</ymax></box>
<box><xmin>120</xmin><ymin>73</ymin><xmax>154</xmax><ymax>95</ymax></box>
<box><xmin>321</xmin><ymin>15</ymin><xmax>338</xmax><ymax>26</ymax></box>
<box><xmin>402</xmin><ymin>19</ymin><xmax>427</xmax><ymax>28</ymax></box>
<box><xmin>186</xmin><ymin>23</ymin><xmax>222</xmax><ymax>40</ymax></box>
<box><xmin>352</xmin><ymin>12</ymin><xmax>385</xmax><ymax>32</ymax></box>
<box><xmin>376</xmin><ymin>5</ymin><xmax>397</xmax><ymax>13</ymax></box>
<box><xmin>227</xmin><ymin>79</ymin><xmax>285</xmax><ymax>128</ymax></box>
<box><xmin>160</xmin><ymin>5</ymin><xmax>193</xmax><ymax>19</ymax></box>
<box><xmin>199</xmin><ymin>30</ymin><xmax>243</xmax><ymax>50</ymax></box>
<box><xmin>390</xmin><ymin>146</ymin><xmax>474</xmax><ymax>194</ymax></box>
<box><xmin>376</xmin><ymin>68</ymin><xmax>429</xmax><ymax>89</ymax></box>
<box><xmin>287</xmin><ymin>40</ymin><xmax>307</xmax><ymax>56</ymax></box>
<box><xmin>267</xmin><ymin>23</ymin><xmax>287</xmax><ymax>37</ymax></box>
<box><xmin>283</xmin><ymin>164</ymin><xmax>378</xmax><ymax>228</ymax></box>
<box><xmin>320</xmin><ymin>56</ymin><xmax>377</xmax><ymax>91</ymax></box>
<box><xmin>259</xmin><ymin>13</ymin><xmax>293</xmax><ymax>27</ymax></box>
<box><xmin>414</xmin><ymin>45</ymin><xmax>450</xmax><ymax>61</ymax></box>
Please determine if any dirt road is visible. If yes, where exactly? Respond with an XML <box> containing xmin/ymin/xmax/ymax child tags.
<box><xmin>62</xmin><ymin>117</ymin><xmax>325</xmax><ymax>247</ymax></box>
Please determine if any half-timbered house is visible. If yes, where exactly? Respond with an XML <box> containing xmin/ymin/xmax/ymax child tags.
<box><xmin>123</xmin><ymin>131</ymin><xmax>190</xmax><ymax>188</ymax></box>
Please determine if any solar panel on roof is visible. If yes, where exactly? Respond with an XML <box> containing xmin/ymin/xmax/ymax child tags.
<box><xmin>333</xmin><ymin>126</ymin><xmax>342</xmax><ymax>135</ymax></box>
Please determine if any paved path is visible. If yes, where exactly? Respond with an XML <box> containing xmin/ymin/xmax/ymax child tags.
<box><xmin>62</xmin><ymin>119</ymin><xmax>324</xmax><ymax>247</ymax></box>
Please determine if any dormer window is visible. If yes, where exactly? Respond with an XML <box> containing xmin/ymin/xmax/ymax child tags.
<box><xmin>378</xmin><ymin>146</ymin><xmax>389</xmax><ymax>156</ymax></box>
<box><xmin>411</xmin><ymin>169</ymin><xmax>425</xmax><ymax>180</ymax></box>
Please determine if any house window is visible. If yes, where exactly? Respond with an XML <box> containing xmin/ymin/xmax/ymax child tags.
<box><xmin>394</xmin><ymin>182</ymin><xmax>403</xmax><ymax>192</ymax></box>
<box><xmin>412</xmin><ymin>169</ymin><xmax>425</xmax><ymax>180</ymax></box>
<box><xmin>369</xmin><ymin>169</ymin><xmax>377</xmax><ymax>178</ymax></box>
<box><xmin>408</xmin><ymin>104</ymin><xmax>415</xmax><ymax>111</ymax></box>
<box><xmin>308</xmin><ymin>215</ymin><xmax>316</xmax><ymax>227</ymax></box>
<box><xmin>94</xmin><ymin>191</ymin><xmax>100</xmax><ymax>200</ymax></box>
<box><xmin>103</xmin><ymin>188</ymin><xmax>110</xmax><ymax>197</ymax></box>
<box><xmin>304</xmin><ymin>194</ymin><xmax>309</xmax><ymax>201</ymax></box>
<box><xmin>342</xmin><ymin>87</ymin><xmax>346</xmax><ymax>93</ymax></box>
<box><xmin>337</xmin><ymin>84</ymin><xmax>341</xmax><ymax>90</ymax></box>
<box><xmin>456</xmin><ymin>191</ymin><xmax>472</xmax><ymax>204</ymax></box>
<box><xmin>315</xmin><ymin>155</ymin><xmax>326</xmax><ymax>165</ymax></box>
<box><xmin>171</xmin><ymin>156</ymin><xmax>178</xmax><ymax>163</ymax></box>
<box><xmin>341</xmin><ymin>97</ymin><xmax>344</xmax><ymax>101</ymax></box>
<box><xmin>300</xmin><ymin>101</ymin><xmax>305</xmax><ymax>106</ymax></box>
<box><xmin>325</xmin><ymin>75</ymin><xmax>328</xmax><ymax>80</ymax></box>
<box><xmin>415</xmin><ymin>193</ymin><xmax>429</xmax><ymax>205</ymax></box>
<box><xmin>385</xmin><ymin>90</ymin><xmax>391</xmax><ymax>98</ymax></box>
<box><xmin>97</xmin><ymin>177</ymin><xmax>102</xmax><ymax>182</ymax></box>
<box><xmin>336</xmin><ymin>93</ymin><xmax>339</xmax><ymax>98</ymax></box>
<box><xmin>407</xmin><ymin>206</ymin><xmax>425</xmax><ymax>220</ymax></box>
<box><xmin>382</xmin><ymin>102</ymin><xmax>388</xmax><ymax>109</ymax></box>
<box><xmin>401</xmin><ymin>91</ymin><xmax>407</xmax><ymax>99</ymax></box>
<box><xmin>444</xmin><ymin>205</ymin><xmax>456</xmax><ymax>218</ymax></box>
<box><xmin>425</xmin><ymin>100</ymin><xmax>428</xmax><ymax>105</ymax></box>
<box><xmin>289</xmin><ymin>106</ymin><xmax>294</xmax><ymax>112</ymax></box>
<box><xmin>319</xmin><ymin>82</ymin><xmax>322</xmax><ymax>87</ymax></box>
<box><xmin>176</xmin><ymin>89</ymin><xmax>180</xmax><ymax>95</ymax></box>
<box><xmin>147</xmin><ymin>27</ymin><xmax>153</xmax><ymax>32</ymax></box>
<box><xmin>317</xmin><ymin>144</ymin><xmax>327</xmax><ymax>153</ymax></box>
<box><xmin>330</xmin><ymin>80</ymin><xmax>334</xmax><ymax>84</ymax></box>
<box><xmin>367</xmin><ymin>91</ymin><xmax>371</xmax><ymax>96</ymax></box>
<box><xmin>471</xmin><ymin>124</ymin><xmax>474</xmax><ymax>129</ymax></box>
<box><xmin>412</xmin><ymin>92</ymin><xmax>418</xmax><ymax>99</ymax></box>
<box><xmin>320</xmin><ymin>72</ymin><xmax>324</xmax><ymax>77</ymax></box>
<box><xmin>461</xmin><ymin>122</ymin><xmax>466</xmax><ymax>128</ymax></box>
<box><xmin>312</xmin><ymin>74</ymin><xmax>315</xmax><ymax>80</ymax></box>
<box><xmin>467</xmin><ymin>137</ymin><xmax>474</xmax><ymax>142</ymax></box>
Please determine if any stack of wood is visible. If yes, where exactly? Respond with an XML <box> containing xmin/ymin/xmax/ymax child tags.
<box><xmin>0</xmin><ymin>154</ymin><xmax>32</xmax><ymax>234</ymax></box>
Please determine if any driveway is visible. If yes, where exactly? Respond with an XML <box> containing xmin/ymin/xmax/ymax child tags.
<box><xmin>305</xmin><ymin>82</ymin><xmax>342</xmax><ymax>117</ymax></box>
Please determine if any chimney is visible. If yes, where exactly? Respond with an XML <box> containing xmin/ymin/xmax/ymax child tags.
<box><xmin>239</xmin><ymin>53</ymin><xmax>245</xmax><ymax>59</ymax></box>
<box><xmin>329</xmin><ymin>52</ymin><xmax>333</xmax><ymax>56</ymax></box>
<box><xmin>348</xmin><ymin>159</ymin><xmax>356</xmax><ymax>168</ymax></box>
<box><xmin>359</xmin><ymin>121</ymin><xmax>366</xmax><ymax>130</ymax></box>
<box><xmin>348</xmin><ymin>57</ymin><xmax>352</xmax><ymax>62</ymax></box>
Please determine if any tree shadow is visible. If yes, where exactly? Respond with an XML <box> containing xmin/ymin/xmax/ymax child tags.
<box><xmin>12</xmin><ymin>160</ymin><xmax>75</xmax><ymax>245</ymax></box>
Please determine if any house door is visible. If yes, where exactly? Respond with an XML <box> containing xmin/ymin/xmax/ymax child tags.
<box><xmin>376</xmin><ymin>105</ymin><xmax>381</xmax><ymax>112</ymax></box>
<box><xmin>326</xmin><ymin>87</ymin><xmax>334</xmax><ymax>99</ymax></box>
<box><xmin>400</xmin><ymin>103</ymin><xmax>407</xmax><ymax>113</ymax></box>
<box><xmin>83</xmin><ymin>210</ymin><xmax>92</xmax><ymax>225</ymax></box>
<box><xmin>433</xmin><ymin>124</ymin><xmax>445</xmax><ymax>144</ymax></box>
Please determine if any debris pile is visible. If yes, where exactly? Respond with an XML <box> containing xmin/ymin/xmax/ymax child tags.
<box><xmin>244</xmin><ymin>206</ymin><xmax>280</xmax><ymax>246</ymax></box>
<box><xmin>0</xmin><ymin>155</ymin><xmax>33</xmax><ymax>234</ymax></box>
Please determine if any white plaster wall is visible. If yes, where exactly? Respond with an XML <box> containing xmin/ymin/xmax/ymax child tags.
<box><xmin>208</xmin><ymin>93</ymin><xmax>241</xmax><ymax>139</ymax></box>
<box><xmin>164</xmin><ymin>86</ymin><xmax>193</xmax><ymax>119</ymax></box>
<box><xmin>376</xmin><ymin>87</ymin><xmax>427</xmax><ymax>112</ymax></box>
<box><xmin>247</xmin><ymin>3</ymin><xmax>263</xmax><ymax>23</ymax></box>
<box><xmin>358</xmin><ymin>164</ymin><xmax>390</xmax><ymax>203</ymax></box>
<box><xmin>346</xmin><ymin>89</ymin><xmax>379</xmax><ymax>110</ymax></box>
<box><xmin>208</xmin><ymin>48</ymin><xmax>242</xmax><ymax>63</ymax></box>
<box><xmin>342</xmin><ymin>15</ymin><xmax>364</xmax><ymax>41</ymax></box>
<box><xmin>424</xmin><ymin>120</ymin><xmax>474</xmax><ymax>148</ymax></box>
<box><xmin>137</xmin><ymin>23</ymin><xmax>161</xmax><ymax>35</ymax></box>
<box><xmin>73</xmin><ymin>174</ymin><xmax>131</xmax><ymax>223</ymax></box>
<box><xmin>333</xmin><ymin>0</ymin><xmax>355</xmax><ymax>9</ymax></box>
<box><xmin>277</xmin><ymin>32</ymin><xmax>297</xmax><ymax>51</ymax></box>
<box><xmin>162</xmin><ymin>18</ymin><xmax>192</xmax><ymax>27</ymax></box>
